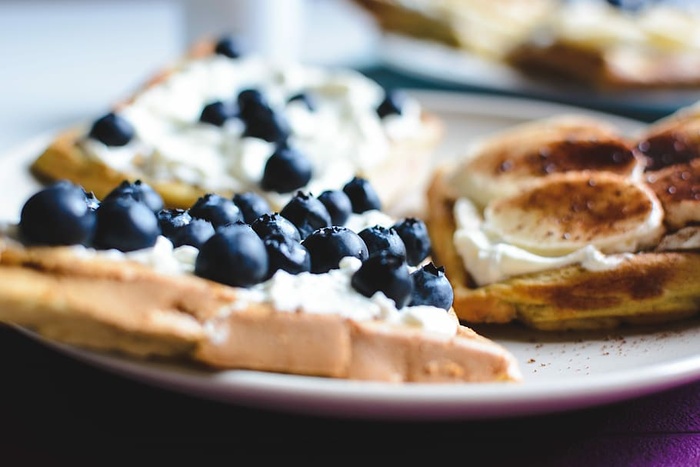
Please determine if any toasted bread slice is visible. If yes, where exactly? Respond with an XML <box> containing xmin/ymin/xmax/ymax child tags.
<box><xmin>0</xmin><ymin>237</ymin><xmax>520</xmax><ymax>383</ymax></box>
<box><xmin>30</xmin><ymin>38</ymin><xmax>443</xmax><ymax>213</ymax></box>
<box><xmin>425</xmin><ymin>114</ymin><xmax>700</xmax><ymax>331</ymax></box>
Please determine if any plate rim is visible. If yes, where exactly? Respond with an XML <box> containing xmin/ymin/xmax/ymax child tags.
<box><xmin>5</xmin><ymin>90</ymin><xmax>700</xmax><ymax>421</ymax></box>
<box><xmin>380</xmin><ymin>33</ymin><xmax>700</xmax><ymax>116</ymax></box>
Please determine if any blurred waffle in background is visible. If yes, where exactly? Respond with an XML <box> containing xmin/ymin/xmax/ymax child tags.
<box><xmin>354</xmin><ymin>0</ymin><xmax>700</xmax><ymax>91</ymax></box>
<box><xmin>509</xmin><ymin>0</ymin><xmax>700</xmax><ymax>89</ymax></box>
<box><xmin>352</xmin><ymin>0</ymin><xmax>556</xmax><ymax>61</ymax></box>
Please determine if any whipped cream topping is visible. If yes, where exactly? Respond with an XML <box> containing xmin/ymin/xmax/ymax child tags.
<box><xmin>452</xmin><ymin>197</ymin><xmax>634</xmax><ymax>287</ymax></box>
<box><xmin>20</xmin><ymin>208</ymin><xmax>454</xmax><ymax>337</ymax></box>
<box><xmin>80</xmin><ymin>54</ymin><xmax>424</xmax><ymax>209</ymax></box>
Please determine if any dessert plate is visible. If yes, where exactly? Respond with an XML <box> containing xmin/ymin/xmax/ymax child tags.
<box><xmin>379</xmin><ymin>34</ymin><xmax>700</xmax><ymax>119</ymax></box>
<box><xmin>3</xmin><ymin>91</ymin><xmax>700</xmax><ymax>421</ymax></box>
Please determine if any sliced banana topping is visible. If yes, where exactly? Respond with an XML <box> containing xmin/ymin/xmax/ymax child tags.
<box><xmin>636</xmin><ymin>116</ymin><xmax>700</xmax><ymax>172</ymax></box>
<box><xmin>645</xmin><ymin>158</ymin><xmax>700</xmax><ymax>229</ymax></box>
<box><xmin>448</xmin><ymin>115</ymin><xmax>642</xmax><ymax>209</ymax></box>
<box><xmin>482</xmin><ymin>172</ymin><xmax>665</xmax><ymax>256</ymax></box>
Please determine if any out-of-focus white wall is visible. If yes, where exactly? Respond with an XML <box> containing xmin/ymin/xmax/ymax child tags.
<box><xmin>0</xmin><ymin>0</ymin><xmax>379</xmax><ymax>153</ymax></box>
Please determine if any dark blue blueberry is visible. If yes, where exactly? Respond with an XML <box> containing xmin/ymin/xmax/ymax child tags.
<box><xmin>242</xmin><ymin>108</ymin><xmax>290</xmax><ymax>144</ymax></box>
<box><xmin>250</xmin><ymin>212</ymin><xmax>301</xmax><ymax>242</ymax></box>
<box><xmin>350</xmin><ymin>251</ymin><xmax>413</xmax><ymax>309</ymax></box>
<box><xmin>237</xmin><ymin>89</ymin><xmax>290</xmax><ymax>144</ymax></box>
<box><xmin>214</xmin><ymin>36</ymin><xmax>242</xmax><ymax>58</ymax></box>
<box><xmin>317</xmin><ymin>190</ymin><xmax>352</xmax><ymax>226</ymax></box>
<box><xmin>103</xmin><ymin>180</ymin><xmax>164</xmax><ymax>213</ymax></box>
<box><xmin>88</xmin><ymin>112</ymin><xmax>134</xmax><ymax>147</ymax></box>
<box><xmin>156</xmin><ymin>208</ymin><xmax>192</xmax><ymax>237</ymax></box>
<box><xmin>170</xmin><ymin>218</ymin><xmax>215</xmax><ymax>249</ymax></box>
<box><xmin>194</xmin><ymin>223</ymin><xmax>268</xmax><ymax>287</ymax></box>
<box><xmin>232</xmin><ymin>192</ymin><xmax>272</xmax><ymax>224</ymax></box>
<box><xmin>263</xmin><ymin>234</ymin><xmax>311</xmax><ymax>279</ymax></box>
<box><xmin>189</xmin><ymin>193</ymin><xmax>243</xmax><ymax>228</ymax></box>
<box><xmin>237</xmin><ymin>89</ymin><xmax>269</xmax><ymax>120</ymax></box>
<box><xmin>19</xmin><ymin>180</ymin><xmax>96</xmax><ymax>246</ymax></box>
<box><xmin>342</xmin><ymin>176</ymin><xmax>382</xmax><ymax>213</ymax></box>
<box><xmin>605</xmin><ymin>0</ymin><xmax>648</xmax><ymax>11</ymax></box>
<box><xmin>93</xmin><ymin>196</ymin><xmax>160</xmax><ymax>252</ymax></box>
<box><xmin>279</xmin><ymin>191</ymin><xmax>331</xmax><ymax>239</ymax></box>
<box><xmin>376</xmin><ymin>90</ymin><xmax>407</xmax><ymax>118</ymax></box>
<box><xmin>261</xmin><ymin>146</ymin><xmax>313</xmax><ymax>193</ymax></box>
<box><xmin>358</xmin><ymin>225</ymin><xmax>406</xmax><ymax>259</ymax></box>
<box><xmin>392</xmin><ymin>217</ymin><xmax>431</xmax><ymax>266</ymax></box>
<box><xmin>301</xmin><ymin>226</ymin><xmax>368</xmax><ymax>274</ymax></box>
<box><xmin>199</xmin><ymin>101</ymin><xmax>236</xmax><ymax>126</ymax></box>
<box><xmin>287</xmin><ymin>92</ymin><xmax>316</xmax><ymax>111</ymax></box>
<box><xmin>409</xmin><ymin>263</ymin><xmax>453</xmax><ymax>311</ymax></box>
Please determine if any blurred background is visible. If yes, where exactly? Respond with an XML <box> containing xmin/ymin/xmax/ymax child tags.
<box><xmin>0</xmin><ymin>0</ymin><xmax>381</xmax><ymax>153</ymax></box>
<box><xmin>2</xmin><ymin>0</ymin><xmax>700</xmax><ymax>154</ymax></box>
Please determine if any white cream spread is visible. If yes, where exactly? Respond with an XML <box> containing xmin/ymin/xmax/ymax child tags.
<box><xmin>17</xmin><ymin>207</ymin><xmax>454</xmax><ymax>337</ymax></box>
<box><xmin>80</xmin><ymin>54</ymin><xmax>424</xmax><ymax>209</ymax></box>
<box><xmin>452</xmin><ymin>197</ymin><xmax>633</xmax><ymax>287</ymax></box>
<box><xmin>95</xmin><ymin>243</ymin><xmax>455</xmax><ymax>337</ymax></box>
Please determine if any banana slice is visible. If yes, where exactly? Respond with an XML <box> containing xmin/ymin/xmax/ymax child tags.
<box><xmin>482</xmin><ymin>172</ymin><xmax>665</xmax><ymax>256</ymax></box>
<box><xmin>636</xmin><ymin>114</ymin><xmax>700</xmax><ymax>172</ymax></box>
<box><xmin>448</xmin><ymin>115</ymin><xmax>642</xmax><ymax>209</ymax></box>
<box><xmin>646</xmin><ymin>158</ymin><xmax>700</xmax><ymax>230</ymax></box>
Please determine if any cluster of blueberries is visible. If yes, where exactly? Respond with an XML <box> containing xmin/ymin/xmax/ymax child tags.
<box><xmin>87</xmin><ymin>35</ymin><xmax>409</xmax><ymax>196</ymax></box>
<box><xmin>18</xmin><ymin>177</ymin><xmax>453</xmax><ymax>311</ymax></box>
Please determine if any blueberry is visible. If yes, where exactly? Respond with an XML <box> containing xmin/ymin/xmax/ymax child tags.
<box><xmin>156</xmin><ymin>208</ymin><xmax>192</xmax><ymax>237</ymax></box>
<box><xmin>605</xmin><ymin>0</ymin><xmax>647</xmax><ymax>11</ymax></box>
<box><xmin>261</xmin><ymin>146</ymin><xmax>313</xmax><ymax>193</ymax></box>
<box><xmin>19</xmin><ymin>180</ymin><xmax>96</xmax><ymax>246</ymax></box>
<box><xmin>103</xmin><ymin>180</ymin><xmax>164</xmax><ymax>213</ymax></box>
<box><xmin>214</xmin><ymin>36</ymin><xmax>242</xmax><ymax>58</ymax></box>
<box><xmin>237</xmin><ymin>89</ymin><xmax>269</xmax><ymax>120</ymax></box>
<box><xmin>343</xmin><ymin>176</ymin><xmax>382</xmax><ymax>213</ymax></box>
<box><xmin>189</xmin><ymin>193</ymin><xmax>243</xmax><ymax>228</ymax></box>
<box><xmin>250</xmin><ymin>212</ymin><xmax>301</xmax><ymax>242</ymax></box>
<box><xmin>279</xmin><ymin>191</ymin><xmax>331</xmax><ymax>239</ymax></box>
<box><xmin>88</xmin><ymin>112</ymin><xmax>134</xmax><ymax>147</ymax></box>
<box><xmin>237</xmin><ymin>89</ymin><xmax>290</xmax><ymax>144</ymax></box>
<box><xmin>358</xmin><ymin>225</ymin><xmax>406</xmax><ymax>259</ymax></box>
<box><xmin>242</xmin><ymin>108</ymin><xmax>290</xmax><ymax>144</ymax></box>
<box><xmin>263</xmin><ymin>234</ymin><xmax>311</xmax><ymax>279</ymax></box>
<box><xmin>194</xmin><ymin>223</ymin><xmax>268</xmax><ymax>287</ymax></box>
<box><xmin>376</xmin><ymin>89</ymin><xmax>407</xmax><ymax>118</ymax></box>
<box><xmin>317</xmin><ymin>190</ymin><xmax>352</xmax><ymax>226</ymax></box>
<box><xmin>93</xmin><ymin>197</ymin><xmax>160</xmax><ymax>251</ymax></box>
<box><xmin>409</xmin><ymin>263</ymin><xmax>453</xmax><ymax>310</ymax></box>
<box><xmin>232</xmin><ymin>192</ymin><xmax>272</xmax><ymax>224</ymax></box>
<box><xmin>199</xmin><ymin>101</ymin><xmax>236</xmax><ymax>126</ymax></box>
<box><xmin>287</xmin><ymin>92</ymin><xmax>316</xmax><ymax>111</ymax></box>
<box><xmin>350</xmin><ymin>251</ymin><xmax>413</xmax><ymax>309</ymax></box>
<box><xmin>170</xmin><ymin>218</ymin><xmax>215</xmax><ymax>249</ymax></box>
<box><xmin>392</xmin><ymin>217</ymin><xmax>431</xmax><ymax>266</ymax></box>
<box><xmin>301</xmin><ymin>226</ymin><xmax>368</xmax><ymax>274</ymax></box>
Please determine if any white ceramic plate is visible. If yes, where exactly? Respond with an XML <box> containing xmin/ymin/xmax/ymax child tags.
<box><xmin>4</xmin><ymin>91</ymin><xmax>700</xmax><ymax>421</ymax></box>
<box><xmin>380</xmin><ymin>34</ymin><xmax>700</xmax><ymax>117</ymax></box>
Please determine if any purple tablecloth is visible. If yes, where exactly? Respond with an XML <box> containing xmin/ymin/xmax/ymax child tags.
<box><xmin>1</xmin><ymin>325</ymin><xmax>699</xmax><ymax>465</ymax></box>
